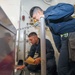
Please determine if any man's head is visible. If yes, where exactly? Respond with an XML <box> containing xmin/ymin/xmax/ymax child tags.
<box><xmin>4</xmin><ymin>32</ymin><xmax>11</xmax><ymax>43</ymax></box>
<box><xmin>28</xmin><ymin>32</ymin><xmax>39</xmax><ymax>45</ymax></box>
<box><xmin>30</xmin><ymin>6</ymin><xmax>44</xmax><ymax>21</ymax></box>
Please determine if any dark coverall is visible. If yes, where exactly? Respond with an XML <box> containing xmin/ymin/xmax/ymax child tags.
<box><xmin>25</xmin><ymin>38</ymin><xmax>57</xmax><ymax>75</ymax></box>
<box><xmin>44</xmin><ymin>3</ymin><xmax>75</xmax><ymax>75</ymax></box>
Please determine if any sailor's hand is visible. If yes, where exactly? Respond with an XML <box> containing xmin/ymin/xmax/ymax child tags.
<box><xmin>16</xmin><ymin>65</ymin><xmax>25</xmax><ymax>70</ymax></box>
<box><xmin>34</xmin><ymin>57</ymin><xmax>41</xmax><ymax>65</ymax></box>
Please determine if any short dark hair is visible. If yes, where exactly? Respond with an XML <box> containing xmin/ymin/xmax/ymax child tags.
<box><xmin>5</xmin><ymin>32</ymin><xmax>11</xmax><ymax>37</ymax></box>
<box><xmin>30</xmin><ymin>6</ymin><xmax>43</xmax><ymax>17</ymax></box>
<box><xmin>28</xmin><ymin>32</ymin><xmax>37</xmax><ymax>37</ymax></box>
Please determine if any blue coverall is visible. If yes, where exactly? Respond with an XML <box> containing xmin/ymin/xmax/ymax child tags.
<box><xmin>44</xmin><ymin>3</ymin><xmax>75</xmax><ymax>75</ymax></box>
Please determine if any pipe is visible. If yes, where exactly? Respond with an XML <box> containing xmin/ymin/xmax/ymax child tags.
<box><xmin>40</xmin><ymin>17</ymin><xmax>46</xmax><ymax>75</ymax></box>
<box><xmin>24</xmin><ymin>30</ymin><xmax>26</xmax><ymax>61</ymax></box>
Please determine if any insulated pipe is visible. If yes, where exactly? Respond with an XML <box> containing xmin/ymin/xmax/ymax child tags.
<box><xmin>40</xmin><ymin>17</ymin><xmax>46</xmax><ymax>75</ymax></box>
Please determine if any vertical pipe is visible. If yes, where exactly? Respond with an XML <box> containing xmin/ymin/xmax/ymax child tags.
<box><xmin>17</xmin><ymin>0</ymin><xmax>22</xmax><ymax>61</ymax></box>
<box><xmin>40</xmin><ymin>17</ymin><xmax>46</xmax><ymax>75</ymax></box>
<box><xmin>24</xmin><ymin>30</ymin><xmax>26</xmax><ymax>61</ymax></box>
<box><xmin>17</xmin><ymin>29</ymin><xmax>20</xmax><ymax>61</ymax></box>
<box><xmin>24</xmin><ymin>30</ymin><xmax>27</xmax><ymax>75</ymax></box>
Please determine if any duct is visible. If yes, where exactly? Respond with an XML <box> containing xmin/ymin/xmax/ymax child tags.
<box><xmin>0</xmin><ymin>6</ymin><xmax>16</xmax><ymax>34</ymax></box>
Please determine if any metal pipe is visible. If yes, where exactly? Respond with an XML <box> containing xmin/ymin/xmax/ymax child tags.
<box><xmin>17</xmin><ymin>0</ymin><xmax>22</xmax><ymax>61</ymax></box>
<box><xmin>40</xmin><ymin>17</ymin><xmax>46</xmax><ymax>75</ymax></box>
<box><xmin>24</xmin><ymin>30</ymin><xmax>26</xmax><ymax>61</ymax></box>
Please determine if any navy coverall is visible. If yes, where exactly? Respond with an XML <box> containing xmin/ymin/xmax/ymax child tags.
<box><xmin>26</xmin><ymin>38</ymin><xmax>57</xmax><ymax>75</ymax></box>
